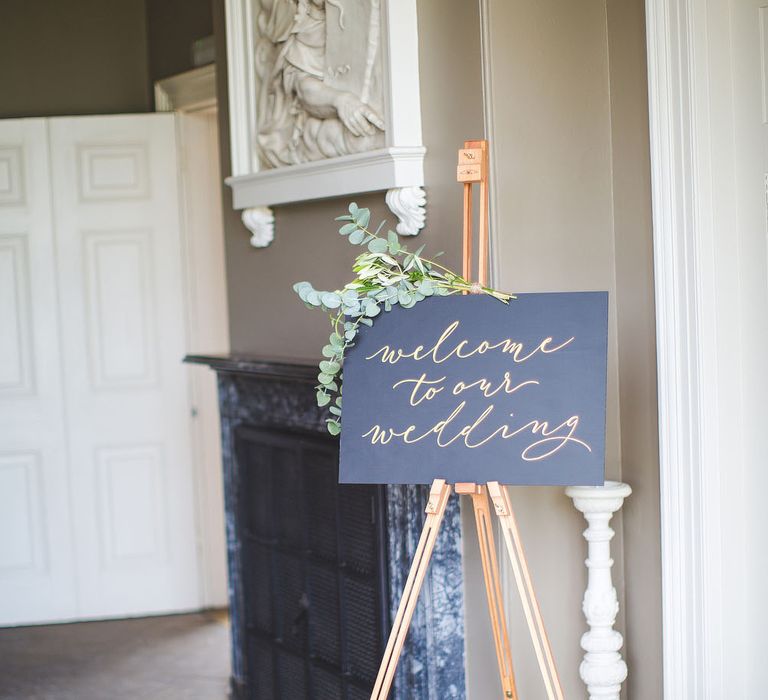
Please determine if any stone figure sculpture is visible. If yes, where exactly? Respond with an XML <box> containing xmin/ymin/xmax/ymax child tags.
<box><xmin>254</xmin><ymin>0</ymin><xmax>386</xmax><ymax>167</ymax></box>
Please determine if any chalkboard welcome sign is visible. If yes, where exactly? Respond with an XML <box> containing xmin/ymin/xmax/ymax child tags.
<box><xmin>340</xmin><ymin>292</ymin><xmax>608</xmax><ymax>485</ymax></box>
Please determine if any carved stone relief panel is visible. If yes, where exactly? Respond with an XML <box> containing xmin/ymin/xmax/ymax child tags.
<box><xmin>226</xmin><ymin>0</ymin><xmax>427</xmax><ymax>245</ymax></box>
<box><xmin>252</xmin><ymin>0</ymin><xmax>386</xmax><ymax>167</ymax></box>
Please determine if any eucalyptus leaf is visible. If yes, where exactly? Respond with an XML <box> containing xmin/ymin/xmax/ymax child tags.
<box><xmin>349</xmin><ymin>229</ymin><xmax>365</xmax><ymax>245</ymax></box>
<box><xmin>339</xmin><ymin>222</ymin><xmax>357</xmax><ymax>235</ymax></box>
<box><xmin>319</xmin><ymin>360</ymin><xmax>340</xmax><ymax>374</ymax></box>
<box><xmin>356</xmin><ymin>208</ymin><xmax>371</xmax><ymax>228</ymax></box>
<box><xmin>321</xmin><ymin>292</ymin><xmax>342</xmax><ymax>309</ymax></box>
<box><xmin>364</xmin><ymin>302</ymin><xmax>380</xmax><ymax>317</ymax></box>
<box><xmin>344</xmin><ymin>304</ymin><xmax>361</xmax><ymax>317</ymax></box>
<box><xmin>419</xmin><ymin>279</ymin><xmax>434</xmax><ymax>296</ymax></box>
<box><xmin>368</xmin><ymin>238</ymin><xmax>388</xmax><ymax>254</ymax></box>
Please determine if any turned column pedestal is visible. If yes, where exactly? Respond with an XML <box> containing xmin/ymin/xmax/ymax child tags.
<box><xmin>566</xmin><ymin>481</ymin><xmax>631</xmax><ymax>700</ymax></box>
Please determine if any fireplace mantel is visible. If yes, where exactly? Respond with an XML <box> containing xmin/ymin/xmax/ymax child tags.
<box><xmin>186</xmin><ymin>355</ymin><xmax>467</xmax><ymax>699</ymax></box>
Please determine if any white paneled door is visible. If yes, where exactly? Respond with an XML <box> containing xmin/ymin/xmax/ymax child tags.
<box><xmin>0</xmin><ymin>114</ymin><xmax>202</xmax><ymax>625</ymax></box>
<box><xmin>0</xmin><ymin>119</ymin><xmax>78</xmax><ymax>624</ymax></box>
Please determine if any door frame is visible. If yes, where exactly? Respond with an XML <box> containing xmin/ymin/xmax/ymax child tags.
<box><xmin>155</xmin><ymin>65</ymin><xmax>230</xmax><ymax>609</ymax></box>
<box><xmin>644</xmin><ymin>0</ymin><xmax>748</xmax><ymax>695</ymax></box>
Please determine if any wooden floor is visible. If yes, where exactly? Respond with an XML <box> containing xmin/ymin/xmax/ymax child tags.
<box><xmin>0</xmin><ymin>611</ymin><xmax>230</xmax><ymax>700</ymax></box>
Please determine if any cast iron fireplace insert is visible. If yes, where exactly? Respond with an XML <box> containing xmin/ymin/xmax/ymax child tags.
<box><xmin>236</xmin><ymin>426</ymin><xmax>388</xmax><ymax>698</ymax></box>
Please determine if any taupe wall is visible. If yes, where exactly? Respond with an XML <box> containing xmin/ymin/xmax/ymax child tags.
<box><xmin>0</xmin><ymin>0</ymin><xmax>151</xmax><ymax>118</ymax></box>
<box><xmin>146</xmin><ymin>0</ymin><xmax>214</xmax><ymax>84</ymax></box>
<box><xmin>0</xmin><ymin>0</ymin><xmax>214</xmax><ymax>119</ymax></box>
<box><xmin>214</xmin><ymin>0</ymin><xmax>485</xmax><ymax>358</ymax></box>
<box><xmin>467</xmin><ymin>0</ymin><xmax>661</xmax><ymax>698</ymax></box>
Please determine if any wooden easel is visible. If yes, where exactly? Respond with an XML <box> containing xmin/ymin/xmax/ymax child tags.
<box><xmin>370</xmin><ymin>141</ymin><xmax>565</xmax><ymax>700</ymax></box>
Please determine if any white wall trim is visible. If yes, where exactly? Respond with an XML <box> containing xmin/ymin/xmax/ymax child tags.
<box><xmin>645</xmin><ymin>0</ymin><xmax>725</xmax><ymax>696</ymax></box>
<box><xmin>154</xmin><ymin>65</ymin><xmax>217</xmax><ymax>114</ymax></box>
<box><xmin>225</xmin><ymin>146</ymin><xmax>425</xmax><ymax>209</ymax></box>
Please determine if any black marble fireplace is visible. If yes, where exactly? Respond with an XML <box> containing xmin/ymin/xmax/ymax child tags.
<box><xmin>186</xmin><ymin>356</ymin><xmax>466</xmax><ymax>700</ymax></box>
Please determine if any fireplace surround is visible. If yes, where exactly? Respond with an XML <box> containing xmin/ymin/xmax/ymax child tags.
<box><xmin>186</xmin><ymin>356</ymin><xmax>467</xmax><ymax>699</ymax></box>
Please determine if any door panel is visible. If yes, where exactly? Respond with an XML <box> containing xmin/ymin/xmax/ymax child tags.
<box><xmin>0</xmin><ymin>119</ymin><xmax>77</xmax><ymax>625</ymax></box>
<box><xmin>48</xmin><ymin>114</ymin><xmax>200</xmax><ymax>618</ymax></box>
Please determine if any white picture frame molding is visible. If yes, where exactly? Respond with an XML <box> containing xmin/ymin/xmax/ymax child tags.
<box><xmin>224</xmin><ymin>0</ymin><xmax>426</xmax><ymax>247</ymax></box>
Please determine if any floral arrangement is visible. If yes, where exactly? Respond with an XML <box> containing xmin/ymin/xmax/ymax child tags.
<box><xmin>293</xmin><ymin>203</ymin><xmax>513</xmax><ymax>435</ymax></box>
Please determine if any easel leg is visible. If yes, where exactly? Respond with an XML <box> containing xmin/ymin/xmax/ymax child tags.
<box><xmin>370</xmin><ymin>479</ymin><xmax>452</xmax><ymax>700</ymax></box>
<box><xmin>488</xmin><ymin>482</ymin><xmax>565</xmax><ymax>700</ymax></box>
<box><xmin>460</xmin><ymin>484</ymin><xmax>518</xmax><ymax>699</ymax></box>
<box><xmin>462</xmin><ymin>181</ymin><xmax>473</xmax><ymax>280</ymax></box>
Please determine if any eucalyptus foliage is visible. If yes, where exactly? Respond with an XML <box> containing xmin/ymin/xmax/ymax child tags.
<box><xmin>293</xmin><ymin>202</ymin><xmax>513</xmax><ymax>436</ymax></box>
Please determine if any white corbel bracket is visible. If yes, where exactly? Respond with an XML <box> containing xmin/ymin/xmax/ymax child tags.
<box><xmin>241</xmin><ymin>206</ymin><xmax>275</xmax><ymax>248</ymax></box>
<box><xmin>386</xmin><ymin>186</ymin><xmax>426</xmax><ymax>236</ymax></box>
